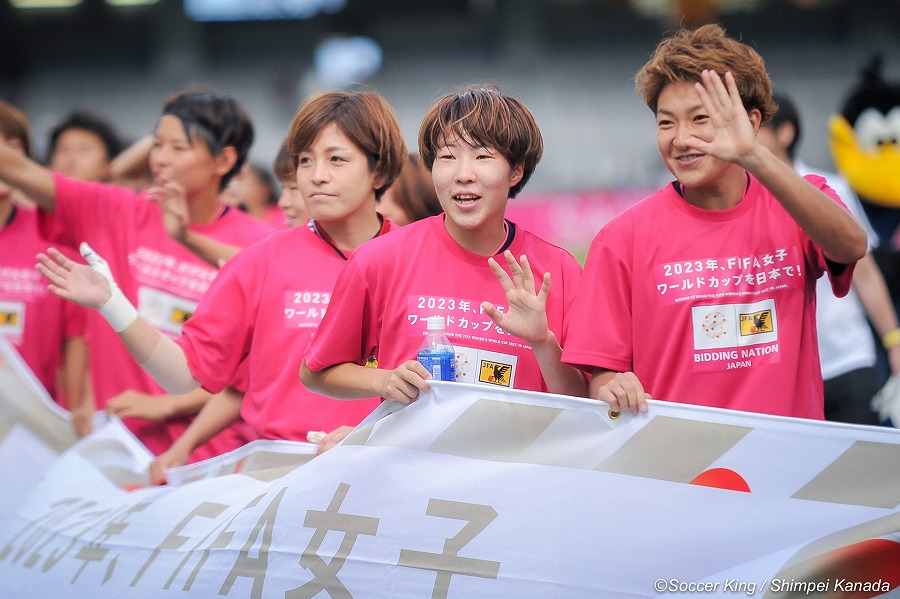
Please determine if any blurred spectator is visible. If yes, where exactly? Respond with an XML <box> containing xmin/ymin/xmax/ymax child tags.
<box><xmin>377</xmin><ymin>152</ymin><xmax>442</xmax><ymax>226</ymax></box>
<box><xmin>758</xmin><ymin>92</ymin><xmax>897</xmax><ymax>425</ymax></box>
<box><xmin>225</xmin><ymin>161</ymin><xmax>286</xmax><ymax>229</ymax></box>
<box><xmin>0</xmin><ymin>101</ymin><xmax>91</xmax><ymax>434</ymax></box>
<box><xmin>46</xmin><ymin>110</ymin><xmax>124</xmax><ymax>183</ymax></box>
<box><xmin>36</xmin><ymin>89</ymin><xmax>408</xmax><ymax>484</ymax></box>
<box><xmin>0</xmin><ymin>87</ymin><xmax>274</xmax><ymax>458</ymax></box>
<box><xmin>272</xmin><ymin>139</ymin><xmax>310</xmax><ymax>229</ymax></box>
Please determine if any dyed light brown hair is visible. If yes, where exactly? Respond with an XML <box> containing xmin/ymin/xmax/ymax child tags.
<box><xmin>286</xmin><ymin>90</ymin><xmax>406</xmax><ymax>200</ymax></box>
<box><xmin>418</xmin><ymin>84</ymin><xmax>543</xmax><ymax>199</ymax></box>
<box><xmin>635</xmin><ymin>24</ymin><xmax>777</xmax><ymax>125</ymax></box>
<box><xmin>0</xmin><ymin>101</ymin><xmax>31</xmax><ymax>157</ymax></box>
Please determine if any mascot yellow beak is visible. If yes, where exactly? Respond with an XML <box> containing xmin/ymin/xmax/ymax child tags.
<box><xmin>829</xmin><ymin>114</ymin><xmax>900</xmax><ymax>207</ymax></box>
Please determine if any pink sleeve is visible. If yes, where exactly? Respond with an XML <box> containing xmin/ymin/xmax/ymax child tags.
<box><xmin>561</xmin><ymin>227</ymin><xmax>635</xmax><ymax>373</ymax></box>
<box><xmin>175</xmin><ymin>263</ymin><xmax>254</xmax><ymax>393</ymax></box>
<box><xmin>804</xmin><ymin>174</ymin><xmax>857</xmax><ymax>298</ymax></box>
<box><xmin>303</xmin><ymin>257</ymin><xmax>375</xmax><ymax>372</ymax></box>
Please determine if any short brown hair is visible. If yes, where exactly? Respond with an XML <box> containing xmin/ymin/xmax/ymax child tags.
<box><xmin>0</xmin><ymin>101</ymin><xmax>31</xmax><ymax>157</ymax></box>
<box><xmin>418</xmin><ymin>84</ymin><xmax>543</xmax><ymax>199</ymax></box>
<box><xmin>635</xmin><ymin>24</ymin><xmax>776</xmax><ymax>125</ymax></box>
<box><xmin>286</xmin><ymin>90</ymin><xmax>406</xmax><ymax>200</ymax></box>
<box><xmin>272</xmin><ymin>138</ymin><xmax>293</xmax><ymax>182</ymax></box>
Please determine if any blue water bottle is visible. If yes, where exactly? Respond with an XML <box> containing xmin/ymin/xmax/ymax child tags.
<box><xmin>417</xmin><ymin>316</ymin><xmax>456</xmax><ymax>381</ymax></box>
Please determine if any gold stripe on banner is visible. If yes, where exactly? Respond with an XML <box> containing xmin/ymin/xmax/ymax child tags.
<box><xmin>792</xmin><ymin>440</ymin><xmax>900</xmax><ymax>509</ymax></box>
<box><xmin>234</xmin><ymin>450</ymin><xmax>313</xmax><ymax>482</ymax></box>
<box><xmin>595</xmin><ymin>416</ymin><xmax>751</xmax><ymax>483</ymax></box>
<box><xmin>426</xmin><ymin>399</ymin><xmax>562</xmax><ymax>461</ymax></box>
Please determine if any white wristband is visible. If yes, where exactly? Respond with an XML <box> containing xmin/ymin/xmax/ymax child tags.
<box><xmin>98</xmin><ymin>290</ymin><xmax>139</xmax><ymax>333</ymax></box>
<box><xmin>80</xmin><ymin>241</ymin><xmax>138</xmax><ymax>333</ymax></box>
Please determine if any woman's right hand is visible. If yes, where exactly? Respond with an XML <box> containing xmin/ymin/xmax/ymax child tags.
<box><xmin>379</xmin><ymin>360</ymin><xmax>433</xmax><ymax>404</ymax></box>
<box><xmin>36</xmin><ymin>247</ymin><xmax>112</xmax><ymax>309</ymax></box>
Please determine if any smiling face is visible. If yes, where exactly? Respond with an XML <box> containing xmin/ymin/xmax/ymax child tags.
<box><xmin>655</xmin><ymin>81</ymin><xmax>746</xmax><ymax>206</ymax></box>
<box><xmin>295</xmin><ymin>122</ymin><xmax>377</xmax><ymax>227</ymax></box>
<box><xmin>430</xmin><ymin>135</ymin><xmax>523</xmax><ymax>255</ymax></box>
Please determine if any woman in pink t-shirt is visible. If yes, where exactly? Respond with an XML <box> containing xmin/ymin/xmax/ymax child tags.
<box><xmin>0</xmin><ymin>89</ymin><xmax>273</xmax><ymax>462</ymax></box>
<box><xmin>301</xmin><ymin>84</ymin><xmax>593</xmax><ymax>403</ymax></box>
<box><xmin>36</xmin><ymin>90</ymin><xmax>408</xmax><ymax>484</ymax></box>
<box><xmin>562</xmin><ymin>25</ymin><xmax>867</xmax><ymax>419</ymax></box>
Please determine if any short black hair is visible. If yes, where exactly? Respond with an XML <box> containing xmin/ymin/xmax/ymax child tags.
<box><xmin>769</xmin><ymin>92</ymin><xmax>802</xmax><ymax>161</ymax></box>
<box><xmin>46</xmin><ymin>110</ymin><xmax>125</xmax><ymax>163</ymax></box>
<box><xmin>162</xmin><ymin>86</ymin><xmax>255</xmax><ymax>190</ymax></box>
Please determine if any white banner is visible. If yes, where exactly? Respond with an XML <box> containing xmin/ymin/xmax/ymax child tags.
<box><xmin>0</xmin><ymin>338</ymin><xmax>108</xmax><ymax>531</ymax></box>
<box><xmin>1</xmin><ymin>374</ymin><xmax>899</xmax><ymax>597</ymax></box>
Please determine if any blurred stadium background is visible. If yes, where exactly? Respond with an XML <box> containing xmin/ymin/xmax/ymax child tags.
<box><xmin>1</xmin><ymin>0</ymin><xmax>898</xmax><ymax>220</ymax></box>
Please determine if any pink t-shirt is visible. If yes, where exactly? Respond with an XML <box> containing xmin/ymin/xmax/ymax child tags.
<box><xmin>305</xmin><ymin>215</ymin><xmax>583</xmax><ymax>393</ymax></box>
<box><xmin>1</xmin><ymin>206</ymin><xmax>85</xmax><ymax>403</ymax></box>
<box><xmin>175</xmin><ymin>221</ymin><xmax>392</xmax><ymax>440</ymax></box>
<box><xmin>562</xmin><ymin>175</ymin><xmax>856</xmax><ymax>419</ymax></box>
<box><xmin>41</xmin><ymin>173</ymin><xmax>275</xmax><ymax>460</ymax></box>
<box><xmin>262</xmin><ymin>205</ymin><xmax>287</xmax><ymax>230</ymax></box>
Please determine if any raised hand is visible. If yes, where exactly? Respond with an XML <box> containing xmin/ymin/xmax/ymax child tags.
<box><xmin>691</xmin><ymin>69</ymin><xmax>758</xmax><ymax>164</ymax></box>
<box><xmin>147</xmin><ymin>181</ymin><xmax>189</xmax><ymax>242</ymax></box>
<box><xmin>482</xmin><ymin>250</ymin><xmax>552</xmax><ymax>345</ymax></box>
<box><xmin>36</xmin><ymin>246</ymin><xmax>111</xmax><ymax>309</ymax></box>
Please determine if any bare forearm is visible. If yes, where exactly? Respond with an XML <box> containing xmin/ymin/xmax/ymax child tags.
<box><xmin>169</xmin><ymin>389</ymin><xmax>243</xmax><ymax>454</ymax></box>
<box><xmin>852</xmin><ymin>253</ymin><xmax>899</xmax><ymax>337</ymax></box>
<box><xmin>119</xmin><ymin>317</ymin><xmax>199</xmax><ymax>394</ymax></box>
<box><xmin>300</xmin><ymin>361</ymin><xmax>388</xmax><ymax>400</ymax></box>
<box><xmin>165</xmin><ymin>387</ymin><xmax>214</xmax><ymax>418</ymax></box>
<box><xmin>531</xmin><ymin>332</ymin><xmax>589</xmax><ymax>397</ymax></box>
<box><xmin>110</xmin><ymin>135</ymin><xmax>152</xmax><ymax>183</ymax></box>
<box><xmin>740</xmin><ymin>148</ymin><xmax>866</xmax><ymax>264</ymax></box>
<box><xmin>61</xmin><ymin>336</ymin><xmax>89</xmax><ymax>409</ymax></box>
<box><xmin>181</xmin><ymin>230</ymin><xmax>242</xmax><ymax>268</ymax></box>
<box><xmin>0</xmin><ymin>145</ymin><xmax>57</xmax><ymax>210</ymax></box>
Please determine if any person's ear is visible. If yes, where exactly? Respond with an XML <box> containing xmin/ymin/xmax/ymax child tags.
<box><xmin>776</xmin><ymin>122</ymin><xmax>797</xmax><ymax>150</ymax></box>
<box><xmin>747</xmin><ymin>108</ymin><xmax>763</xmax><ymax>134</ymax></box>
<box><xmin>371</xmin><ymin>169</ymin><xmax>387</xmax><ymax>194</ymax></box>
<box><xmin>509</xmin><ymin>162</ymin><xmax>524</xmax><ymax>188</ymax></box>
<box><xmin>215</xmin><ymin>146</ymin><xmax>238</xmax><ymax>178</ymax></box>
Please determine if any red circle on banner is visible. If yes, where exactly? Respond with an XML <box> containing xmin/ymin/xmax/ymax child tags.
<box><xmin>690</xmin><ymin>468</ymin><xmax>751</xmax><ymax>492</ymax></box>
